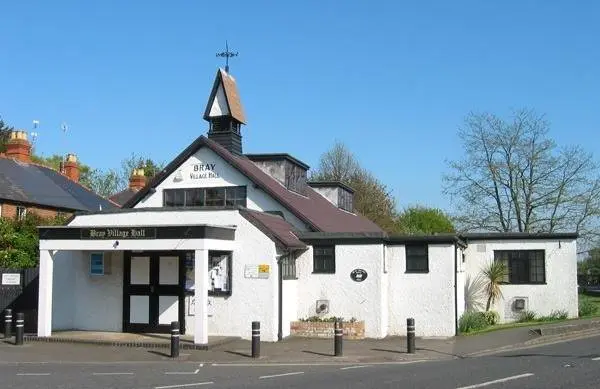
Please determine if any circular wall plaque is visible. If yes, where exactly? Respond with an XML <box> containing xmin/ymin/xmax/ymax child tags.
<box><xmin>350</xmin><ymin>269</ymin><xmax>368</xmax><ymax>282</ymax></box>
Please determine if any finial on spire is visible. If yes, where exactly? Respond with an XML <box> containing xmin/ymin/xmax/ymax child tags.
<box><xmin>216</xmin><ymin>40</ymin><xmax>238</xmax><ymax>73</ymax></box>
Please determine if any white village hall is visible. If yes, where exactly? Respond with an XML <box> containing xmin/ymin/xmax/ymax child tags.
<box><xmin>36</xmin><ymin>68</ymin><xmax>579</xmax><ymax>344</ymax></box>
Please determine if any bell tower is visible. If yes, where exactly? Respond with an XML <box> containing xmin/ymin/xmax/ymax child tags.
<box><xmin>203</xmin><ymin>66</ymin><xmax>246</xmax><ymax>155</ymax></box>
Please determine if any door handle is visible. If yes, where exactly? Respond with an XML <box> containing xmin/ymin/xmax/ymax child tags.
<box><xmin>150</xmin><ymin>286</ymin><xmax>155</xmax><ymax>293</ymax></box>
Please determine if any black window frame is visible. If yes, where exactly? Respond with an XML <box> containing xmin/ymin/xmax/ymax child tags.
<box><xmin>338</xmin><ymin>190</ymin><xmax>353</xmax><ymax>212</ymax></box>
<box><xmin>405</xmin><ymin>244</ymin><xmax>429</xmax><ymax>273</ymax></box>
<box><xmin>313</xmin><ymin>245</ymin><xmax>335</xmax><ymax>274</ymax></box>
<box><xmin>281</xmin><ymin>254</ymin><xmax>297</xmax><ymax>280</ymax></box>
<box><xmin>163</xmin><ymin>186</ymin><xmax>247</xmax><ymax>208</ymax></box>
<box><xmin>183</xmin><ymin>250</ymin><xmax>233</xmax><ymax>297</ymax></box>
<box><xmin>494</xmin><ymin>250</ymin><xmax>546</xmax><ymax>285</ymax></box>
<box><xmin>16</xmin><ymin>206</ymin><xmax>27</xmax><ymax>221</ymax></box>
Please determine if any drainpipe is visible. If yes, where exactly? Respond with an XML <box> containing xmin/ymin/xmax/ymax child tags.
<box><xmin>276</xmin><ymin>250</ymin><xmax>288</xmax><ymax>342</ymax></box>
<box><xmin>454</xmin><ymin>242</ymin><xmax>459</xmax><ymax>335</ymax></box>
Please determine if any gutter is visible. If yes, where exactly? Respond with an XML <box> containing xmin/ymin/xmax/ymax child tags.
<box><xmin>276</xmin><ymin>250</ymin><xmax>288</xmax><ymax>341</ymax></box>
<box><xmin>454</xmin><ymin>243</ymin><xmax>459</xmax><ymax>335</ymax></box>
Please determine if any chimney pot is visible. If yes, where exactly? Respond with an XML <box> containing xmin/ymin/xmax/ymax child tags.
<box><xmin>5</xmin><ymin>130</ymin><xmax>32</xmax><ymax>163</ymax></box>
<box><xmin>63</xmin><ymin>153</ymin><xmax>80</xmax><ymax>182</ymax></box>
<box><xmin>129</xmin><ymin>168</ymin><xmax>146</xmax><ymax>191</ymax></box>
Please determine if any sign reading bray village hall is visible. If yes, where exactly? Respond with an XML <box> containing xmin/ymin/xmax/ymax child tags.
<box><xmin>190</xmin><ymin>162</ymin><xmax>219</xmax><ymax>179</ymax></box>
<box><xmin>80</xmin><ymin>227</ymin><xmax>157</xmax><ymax>240</ymax></box>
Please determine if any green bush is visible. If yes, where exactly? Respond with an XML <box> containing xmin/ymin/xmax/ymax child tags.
<box><xmin>516</xmin><ymin>310</ymin><xmax>537</xmax><ymax>323</ymax></box>
<box><xmin>548</xmin><ymin>310</ymin><xmax>569</xmax><ymax>320</ymax></box>
<box><xmin>579</xmin><ymin>300</ymin><xmax>599</xmax><ymax>317</ymax></box>
<box><xmin>459</xmin><ymin>311</ymin><xmax>489</xmax><ymax>333</ymax></box>
<box><xmin>482</xmin><ymin>311</ymin><xmax>500</xmax><ymax>325</ymax></box>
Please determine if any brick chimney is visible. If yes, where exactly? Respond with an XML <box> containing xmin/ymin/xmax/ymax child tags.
<box><xmin>5</xmin><ymin>130</ymin><xmax>31</xmax><ymax>162</ymax></box>
<box><xmin>63</xmin><ymin>153</ymin><xmax>80</xmax><ymax>182</ymax></box>
<box><xmin>129</xmin><ymin>168</ymin><xmax>146</xmax><ymax>191</ymax></box>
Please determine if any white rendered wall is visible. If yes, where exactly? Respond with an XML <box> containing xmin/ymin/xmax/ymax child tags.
<box><xmin>463</xmin><ymin>239</ymin><xmax>578</xmax><ymax>322</ymax></box>
<box><xmin>73</xmin><ymin>251</ymin><xmax>124</xmax><ymax>331</ymax></box>
<box><xmin>296</xmin><ymin>244</ymin><xmax>385</xmax><ymax>338</ymax></box>
<box><xmin>51</xmin><ymin>251</ymin><xmax>76</xmax><ymax>330</ymax></box>
<box><xmin>387</xmin><ymin>244</ymin><xmax>456</xmax><ymax>337</ymax></box>
<box><xmin>282</xmin><ymin>279</ymin><xmax>298</xmax><ymax>338</ymax></box>
<box><xmin>131</xmin><ymin>146</ymin><xmax>309</xmax><ymax>231</ymax></box>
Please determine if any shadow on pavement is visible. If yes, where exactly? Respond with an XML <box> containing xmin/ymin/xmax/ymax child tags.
<box><xmin>302</xmin><ymin>350</ymin><xmax>333</xmax><ymax>357</ymax></box>
<box><xmin>147</xmin><ymin>350</ymin><xmax>171</xmax><ymax>358</ymax></box>
<box><xmin>224</xmin><ymin>350</ymin><xmax>252</xmax><ymax>358</ymax></box>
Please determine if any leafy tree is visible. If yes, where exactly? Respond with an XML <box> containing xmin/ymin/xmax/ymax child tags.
<box><xmin>118</xmin><ymin>153</ymin><xmax>164</xmax><ymax>189</ymax></box>
<box><xmin>0</xmin><ymin>213</ymin><xmax>67</xmax><ymax>268</ymax></box>
<box><xmin>311</xmin><ymin>141</ymin><xmax>398</xmax><ymax>232</ymax></box>
<box><xmin>395</xmin><ymin>206</ymin><xmax>455</xmax><ymax>234</ymax></box>
<box><xmin>444</xmin><ymin>109</ymin><xmax>600</xmax><ymax>243</ymax></box>
<box><xmin>0</xmin><ymin>116</ymin><xmax>14</xmax><ymax>152</ymax></box>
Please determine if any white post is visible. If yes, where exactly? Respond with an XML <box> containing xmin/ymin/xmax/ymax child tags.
<box><xmin>194</xmin><ymin>249</ymin><xmax>208</xmax><ymax>345</ymax></box>
<box><xmin>37</xmin><ymin>250</ymin><xmax>54</xmax><ymax>337</ymax></box>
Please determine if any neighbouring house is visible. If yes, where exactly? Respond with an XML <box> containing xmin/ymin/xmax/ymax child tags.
<box><xmin>35</xmin><ymin>67</ymin><xmax>579</xmax><ymax>344</ymax></box>
<box><xmin>0</xmin><ymin>131</ymin><xmax>117</xmax><ymax>220</ymax></box>
<box><xmin>109</xmin><ymin>168</ymin><xmax>148</xmax><ymax>207</ymax></box>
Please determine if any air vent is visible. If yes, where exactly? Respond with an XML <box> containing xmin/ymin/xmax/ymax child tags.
<box><xmin>316</xmin><ymin>299</ymin><xmax>329</xmax><ymax>315</ymax></box>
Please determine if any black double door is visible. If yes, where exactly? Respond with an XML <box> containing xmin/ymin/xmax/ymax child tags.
<box><xmin>123</xmin><ymin>251</ymin><xmax>186</xmax><ymax>333</ymax></box>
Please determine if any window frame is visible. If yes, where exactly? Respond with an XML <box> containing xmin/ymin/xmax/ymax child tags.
<box><xmin>281</xmin><ymin>254</ymin><xmax>297</xmax><ymax>280</ymax></box>
<box><xmin>313</xmin><ymin>245</ymin><xmax>336</xmax><ymax>274</ymax></box>
<box><xmin>163</xmin><ymin>186</ymin><xmax>247</xmax><ymax>208</ymax></box>
<box><xmin>494</xmin><ymin>249</ymin><xmax>546</xmax><ymax>285</ymax></box>
<box><xmin>16</xmin><ymin>206</ymin><xmax>27</xmax><ymax>221</ymax></box>
<box><xmin>405</xmin><ymin>244</ymin><xmax>429</xmax><ymax>273</ymax></box>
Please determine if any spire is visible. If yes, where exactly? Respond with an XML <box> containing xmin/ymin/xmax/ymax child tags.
<box><xmin>203</xmin><ymin>67</ymin><xmax>246</xmax><ymax>155</ymax></box>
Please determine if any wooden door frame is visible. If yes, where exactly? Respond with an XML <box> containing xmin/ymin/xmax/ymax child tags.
<box><xmin>123</xmin><ymin>251</ymin><xmax>186</xmax><ymax>334</ymax></box>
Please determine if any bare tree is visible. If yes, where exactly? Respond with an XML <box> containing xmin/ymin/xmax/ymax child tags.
<box><xmin>311</xmin><ymin>141</ymin><xmax>398</xmax><ymax>232</ymax></box>
<box><xmin>444</xmin><ymin>109</ymin><xmax>600</xmax><ymax>242</ymax></box>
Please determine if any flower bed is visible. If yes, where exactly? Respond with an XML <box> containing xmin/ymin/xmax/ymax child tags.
<box><xmin>290</xmin><ymin>319</ymin><xmax>365</xmax><ymax>340</ymax></box>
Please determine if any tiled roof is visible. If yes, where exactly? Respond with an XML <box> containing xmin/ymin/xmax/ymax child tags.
<box><xmin>239</xmin><ymin>208</ymin><xmax>306</xmax><ymax>249</ymax></box>
<box><xmin>203</xmin><ymin>69</ymin><xmax>246</xmax><ymax>124</ymax></box>
<box><xmin>0</xmin><ymin>158</ymin><xmax>117</xmax><ymax>212</ymax></box>
<box><xmin>109</xmin><ymin>188</ymin><xmax>139</xmax><ymax>207</ymax></box>
<box><xmin>123</xmin><ymin>136</ymin><xmax>383</xmax><ymax>234</ymax></box>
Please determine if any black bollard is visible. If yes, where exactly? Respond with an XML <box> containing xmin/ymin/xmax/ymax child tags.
<box><xmin>4</xmin><ymin>309</ymin><xmax>12</xmax><ymax>339</ymax></box>
<box><xmin>251</xmin><ymin>321</ymin><xmax>260</xmax><ymax>358</ymax></box>
<box><xmin>15</xmin><ymin>312</ymin><xmax>24</xmax><ymax>346</ymax></box>
<box><xmin>170</xmin><ymin>321</ymin><xmax>180</xmax><ymax>358</ymax></box>
<box><xmin>334</xmin><ymin>319</ymin><xmax>343</xmax><ymax>357</ymax></box>
<box><xmin>407</xmin><ymin>317</ymin><xmax>415</xmax><ymax>354</ymax></box>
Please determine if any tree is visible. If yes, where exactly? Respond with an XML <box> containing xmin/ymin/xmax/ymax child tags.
<box><xmin>311</xmin><ymin>141</ymin><xmax>398</xmax><ymax>232</ymax></box>
<box><xmin>444</xmin><ymin>109</ymin><xmax>600</xmax><ymax>243</ymax></box>
<box><xmin>0</xmin><ymin>116</ymin><xmax>14</xmax><ymax>153</ymax></box>
<box><xmin>0</xmin><ymin>213</ymin><xmax>67</xmax><ymax>268</ymax></box>
<box><xmin>395</xmin><ymin>206</ymin><xmax>455</xmax><ymax>234</ymax></box>
<box><xmin>118</xmin><ymin>153</ymin><xmax>164</xmax><ymax>189</ymax></box>
<box><xmin>482</xmin><ymin>261</ymin><xmax>507</xmax><ymax>311</ymax></box>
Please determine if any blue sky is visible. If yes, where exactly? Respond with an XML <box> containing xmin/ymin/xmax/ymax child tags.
<box><xmin>1</xmin><ymin>1</ymin><xmax>599</xmax><ymax>211</ymax></box>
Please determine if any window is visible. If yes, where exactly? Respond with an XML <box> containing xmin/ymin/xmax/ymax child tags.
<box><xmin>313</xmin><ymin>246</ymin><xmax>335</xmax><ymax>273</ymax></box>
<box><xmin>494</xmin><ymin>250</ymin><xmax>545</xmax><ymax>284</ymax></box>
<box><xmin>16</xmin><ymin>206</ymin><xmax>27</xmax><ymax>221</ymax></box>
<box><xmin>285</xmin><ymin>163</ymin><xmax>307</xmax><ymax>195</ymax></box>
<box><xmin>183</xmin><ymin>251</ymin><xmax>233</xmax><ymax>296</ymax></box>
<box><xmin>281</xmin><ymin>254</ymin><xmax>297</xmax><ymax>280</ymax></box>
<box><xmin>338</xmin><ymin>190</ymin><xmax>353</xmax><ymax>212</ymax></box>
<box><xmin>163</xmin><ymin>186</ymin><xmax>247</xmax><ymax>208</ymax></box>
<box><xmin>406</xmin><ymin>244</ymin><xmax>429</xmax><ymax>273</ymax></box>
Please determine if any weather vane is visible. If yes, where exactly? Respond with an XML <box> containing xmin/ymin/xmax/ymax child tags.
<box><xmin>216</xmin><ymin>41</ymin><xmax>238</xmax><ymax>73</ymax></box>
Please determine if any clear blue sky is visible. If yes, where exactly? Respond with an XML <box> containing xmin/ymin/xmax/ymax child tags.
<box><xmin>1</xmin><ymin>1</ymin><xmax>599</xmax><ymax>211</ymax></box>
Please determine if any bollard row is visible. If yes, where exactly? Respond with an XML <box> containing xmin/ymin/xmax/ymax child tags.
<box><xmin>334</xmin><ymin>319</ymin><xmax>343</xmax><ymax>357</ymax></box>
<box><xmin>252</xmin><ymin>321</ymin><xmax>260</xmax><ymax>358</ymax></box>
<box><xmin>171</xmin><ymin>321</ymin><xmax>180</xmax><ymax>358</ymax></box>
<box><xmin>407</xmin><ymin>317</ymin><xmax>415</xmax><ymax>354</ymax></box>
<box><xmin>4</xmin><ymin>309</ymin><xmax>12</xmax><ymax>339</ymax></box>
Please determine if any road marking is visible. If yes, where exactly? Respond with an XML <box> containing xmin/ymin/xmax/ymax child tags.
<box><xmin>155</xmin><ymin>383</ymin><xmax>213</xmax><ymax>389</ymax></box>
<box><xmin>259</xmin><ymin>371</ymin><xmax>304</xmax><ymax>379</ymax></box>
<box><xmin>92</xmin><ymin>372</ymin><xmax>134</xmax><ymax>376</ymax></box>
<box><xmin>592</xmin><ymin>357</ymin><xmax>600</xmax><ymax>361</ymax></box>
<box><xmin>456</xmin><ymin>373</ymin><xmax>534</xmax><ymax>389</ymax></box>
<box><xmin>340</xmin><ymin>365</ymin><xmax>369</xmax><ymax>370</ymax></box>
<box><xmin>211</xmin><ymin>360</ymin><xmax>428</xmax><ymax>367</ymax></box>
<box><xmin>16</xmin><ymin>373</ymin><xmax>51</xmax><ymax>376</ymax></box>
<box><xmin>165</xmin><ymin>369</ymin><xmax>200</xmax><ymax>375</ymax></box>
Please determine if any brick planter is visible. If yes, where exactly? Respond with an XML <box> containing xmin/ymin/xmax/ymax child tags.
<box><xmin>290</xmin><ymin>321</ymin><xmax>365</xmax><ymax>340</ymax></box>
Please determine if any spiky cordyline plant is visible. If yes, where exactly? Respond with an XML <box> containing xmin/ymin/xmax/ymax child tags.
<box><xmin>482</xmin><ymin>261</ymin><xmax>508</xmax><ymax>311</ymax></box>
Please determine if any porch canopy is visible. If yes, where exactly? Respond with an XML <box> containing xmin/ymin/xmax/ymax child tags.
<box><xmin>37</xmin><ymin>222</ymin><xmax>236</xmax><ymax>345</ymax></box>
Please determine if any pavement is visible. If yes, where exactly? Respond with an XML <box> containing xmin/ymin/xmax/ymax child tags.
<box><xmin>2</xmin><ymin>335</ymin><xmax>600</xmax><ymax>388</ymax></box>
<box><xmin>1</xmin><ymin>317</ymin><xmax>600</xmax><ymax>365</ymax></box>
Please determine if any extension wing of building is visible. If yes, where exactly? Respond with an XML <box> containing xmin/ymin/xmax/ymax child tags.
<box><xmin>36</xmin><ymin>69</ymin><xmax>579</xmax><ymax>343</ymax></box>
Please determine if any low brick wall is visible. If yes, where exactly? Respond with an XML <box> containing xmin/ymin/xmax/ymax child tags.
<box><xmin>290</xmin><ymin>321</ymin><xmax>365</xmax><ymax>340</ymax></box>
